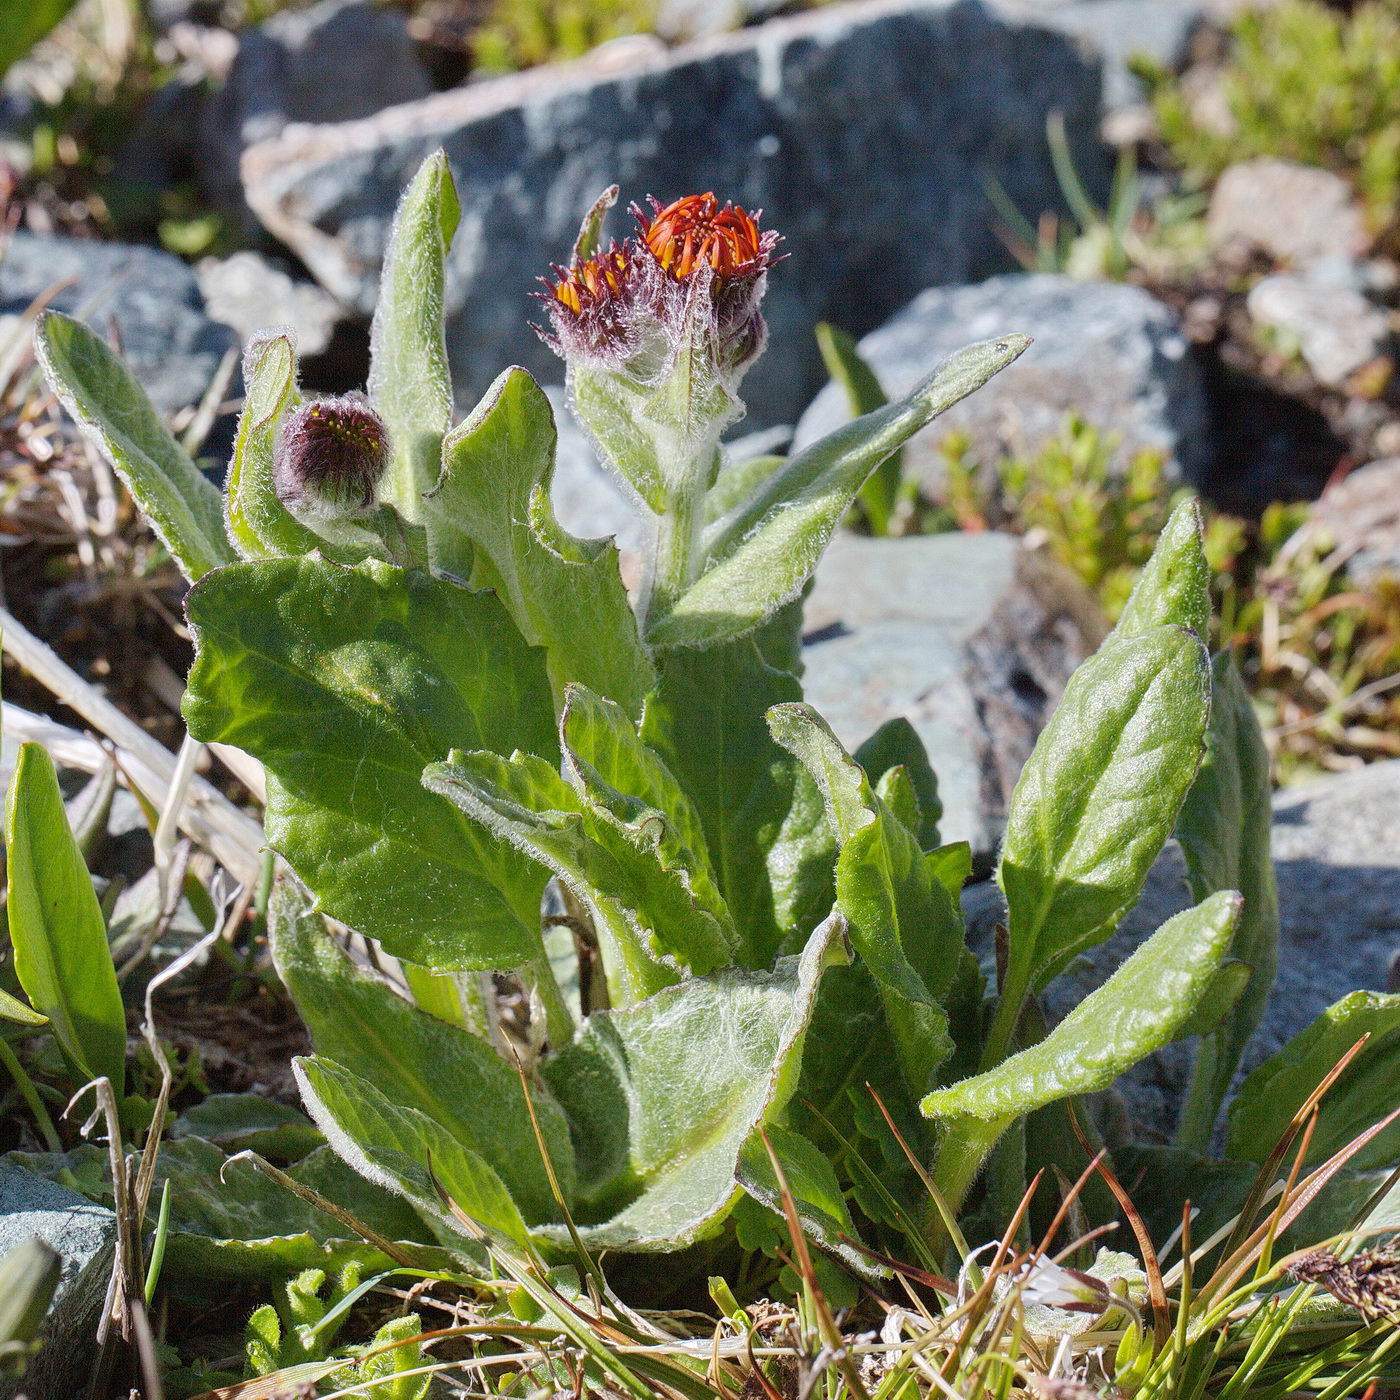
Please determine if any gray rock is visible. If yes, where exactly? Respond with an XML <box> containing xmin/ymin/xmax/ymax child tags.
<box><xmin>240</xmin><ymin>0</ymin><xmax>1112</xmax><ymax>425</ymax></box>
<box><xmin>201</xmin><ymin>0</ymin><xmax>432</xmax><ymax>226</ymax></box>
<box><xmin>1207</xmin><ymin>158</ymin><xmax>1369</xmax><ymax>267</ymax></box>
<box><xmin>793</xmin><ymin>273</ymin><xmax>1212</xmax><ymax>493</ymax></box>
<box><xmin>1309</xmin><ymin>458</ymin><xmax>1400</xmax><ymax>588</ymax></box>
<box><xmin>195</xmin><ymin>250</ymin><xmax>342</xmax><ymax>356</ymax></box>
<box><xmin>0</xmin><ymin>232</ymin><xmax>238</xmax><ymax>413</ymax></box>
<box><xmin>801</xmin><ymin>532</ymin><xmax>1106</xmax><ymax>856</ymax></box>
<box><xmin>0</xmin><ymin>1163</ymin><xmax>116</xmax><ymax>1400</ymax></box>
<box><xmin>1246</xmin><ymin>271</ymin><xmax>1390</xmax><ymax>389</ymax></box>
<box><xmin>964</xmin><ymin>760</ymin><xmax>1400</xmax><ymax>1141</ymax></box>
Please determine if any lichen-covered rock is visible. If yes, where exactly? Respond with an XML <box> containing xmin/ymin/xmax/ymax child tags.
<box><xmin>0</xmin><ymin>233</ymin><xmax>238</xmax><ymax>413</ymax></box>
<box><xmin>964</xmin><ymin>759</ymin><xmax>1400</xmax><ymax>1140</ymax></box>
<box><xmin>240</xmin><ymin>0</ymin><xmax>1111</xmax><ymax>425</ymax></box>
<box><xmin>0</xmin><ymin>1163</ymin><xmax>116</xmax><ymax>1400</ymax></box>
<box><xmin>793</xmin><ymin>273</ymin><xmax>1213</xmax><ymax>491</ymax></box>
<box><xmin>801</xmin><ymin>531</ymin><xmax>1106</xmax><ymax>857</ymax></box>
<box><xmin>195</xmin><ymin>251</ymin><xmax>343</xmax><ymax>357</ymax></box>
<box><xmin>1246</xmin><ymin>271</ymin><xmax>1391</xmax><ymax>389</ymax></box>
<box><xmin>1207</xmin><ymin>158</ymin><xmax>1370</xmax><ymax>266</ymax></box>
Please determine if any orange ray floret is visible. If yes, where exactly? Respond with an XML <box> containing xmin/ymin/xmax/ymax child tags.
<box><xmin>550</xmin><ymin>243</ymin><xmax>631</xmax><ymax>315</ymax></box>
<box><xmin>641</xmin><ymin>193</ymin><xmax>767</xmax><ymax>281</ymax></box>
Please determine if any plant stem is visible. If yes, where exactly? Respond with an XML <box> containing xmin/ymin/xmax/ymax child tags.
<box><xmin>0</xmin><ymin>1034</ymin><xmax>64</xmax><ymax>1155</ymax></box>
<box><xmin>641</xmin><ymin>486</ymin><xmax>702</xmax><ymax>635</ymax></box>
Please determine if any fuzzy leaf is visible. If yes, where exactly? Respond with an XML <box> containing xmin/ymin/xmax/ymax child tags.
<box><xmin>646</xmin><ymin>335</ymin><xmax>1029</xmax><ymax>649</ymax></box>
<box><xmin>295</xmin><ymin>1056</ymin><xmax>531</xmax><ymax>1253</ymax></box>
<box><xmin>35</xmin><ymin>311</ymin><xmax>236</xmax><ymax>581</ymax></box>
<box><xmin>998</xmin><ymin>625</ymin><xmax>1211</xmax><ymax>997</ymax></box>
<box><xmin>1174</xmin><ymin>652</ymin><xmax>1279</xmax><ymax>1149</ymax></box>
<box><xmin>426</xmin><ymin>368</ymin><xmax>653</xmax><ymax>716</ymax></box>
<box><xmin>1112</xmin><ymin>498</ymin><xmax>1210</xmax><ymax>641</ymax></box>
<box><xmin>183</xmin><ymin>557</ymin><xmax>557</xmax><ymax>970</ymax></box>
<box><xmin>368</xmin><ymin>150</ymin><xmax>459</xmax><ymax>523</ymax></box>
<box><xmin>1226</xmin><ymin>991</ymin><xmax>1400</xmax><ymax>1171</ymax></box>
<box><xmin>538</xmin><ymin>914</ymin><xmax>841</xmax><ymax>1251</ymax></box>
<box><xmin>769</xmin><ymin>704</ymin><xmax>961</xmax><ymax>1096</ymax></box>
<box><xmin>923</xmin><ymin>892</ymin><xmax>1241</xmax><ymax>1126</ymax></box>
<box><xmin>5</xmin><ymin>742</ymin><xmax>126</xmax><ymax>1095</ymax></box>
<box><xmin>270</xmin><ymin>880</ymin><xmax>573</xmax><ymax>1222</ymax></box>
<box><xmin>854</xmin><ymin>716</ymin><xmax>941</xmax><ymax>850</ymax></box>
<box><xmin>640</xmin><ymin>632</ymin><xmax>810</xmax><ymax>967</ymax></box>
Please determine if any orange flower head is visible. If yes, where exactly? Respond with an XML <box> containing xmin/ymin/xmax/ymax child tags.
<box><xmin>640</xmin><ymin>193</ymin><xmax>773</xmax><ymax>282</ymax></box>
<box><xmin>549</xmin><ymin>242</ymin><xmax>631</xmax><ymax>317</ymax></box>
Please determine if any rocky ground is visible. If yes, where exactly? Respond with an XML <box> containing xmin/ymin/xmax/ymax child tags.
<box><xmin>0</xmin><ymin>0</ymin><xmax>1397</xmax><ymax>1379</ymax></box>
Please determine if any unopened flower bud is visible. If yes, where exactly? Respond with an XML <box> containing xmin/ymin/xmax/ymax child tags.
<box><xmin>274</xmin><ymin>393</ymin><xmax>389</xmax><ymax>519</ymax></box>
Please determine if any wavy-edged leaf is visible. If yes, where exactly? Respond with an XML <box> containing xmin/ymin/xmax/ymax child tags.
<box><xmin>295</xmin><ymin>1056</ymin><xmax>531</xmax><ymax>1254</ymax></box>
<box><xmin>5</xmin><ymin>742</ymin><xmax>125</xmax><ymax>1095</ymax></box>
<box><xmin>1226</xmin><ymin>991</ymin><xmax>1400</xmax><ymax>1171</ymax></box>
<box><xmin>737</xmin><ymin>1123</ymin><xmax>881</xmax><ymax>1278</ymax></box>
<box><xmin>923</xmin><ymin>892</ymin><xmax>1240</xmax><ymax>1130</ymax></box>
<box><xmin>368</xmin><ymin>150</ymin><xmax>459</xmax><ymax>523</ymax></box>
<box><xmin>35</xmin><ymin>311</ymin><xmax>236</xmax><ymax>581</ymax></box>
<box><xmin>645</xmin><ymin>336</ymin><xmax>1029</xmax><ymax>649</ymax></box>
<box><xmin>1175</xmin><ymin>652</ymin><xmax>1279</xmax><ymax>1149</ymax></box>
<box><xmin>997</xmin><ymin>625</ymin><xmax>1210</xmax><ymax>1006</ymax></box>
<box><xmin>270</xmin><ymin>878</ymin><xmax>573</xmax><ymax>1221</ymax></box>
<box><xmin>854</xmin><ymin>716</ymin><xmax>941</xmax><ymax>851</ymax></box>
<box><xmin>183</xmin><ymin>557</ymin><xmax>556</xmax><ymax>970</ymax></box>
<box><xmin>537</xmin><ymin>913</ymin><xmax>841</xmax><ymax>1251</ymax></box>
<box><xmin>769</xmin><ymin>704</ymin><xmax>960</xmax><ymax>1097</ymax></box>
<box><xmin>424</xmin><ymin>749</ymin><xmax>697</xmax><ymax>1004</ymax></box>
<box><xmin>426</xmin><ymin>368</ymin><xmax>653</xmax><ymax>716</ymax></box>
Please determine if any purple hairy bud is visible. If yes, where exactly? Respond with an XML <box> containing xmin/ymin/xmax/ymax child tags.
<box><xmin>274</xmin><ymin>393</ymin><xmax>389</xmax><ymax>518</ymax></box>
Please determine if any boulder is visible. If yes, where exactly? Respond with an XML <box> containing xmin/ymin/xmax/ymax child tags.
<box><xmin>0</xmin><ymin>1163</ymin><xmax>116</xmax><ymax>1400</ymax></box>
<box><xmin>793</xmin><ymin>273</ymin><xmax>1212</xmax><ymax>493</ymax></box>
<box><xmin>1246</xmin><ymin>271</ymin><xmax>1391</xmax><ymax>390</ymax></box>
<box><xmin>1309</xmin><ymin>458</ymin><xmax>1400</xmax><ymax>587</ymax></box>
<box><xmin>0</xmin><ymin>232</ymin><xmax>238</xmax><ymax>413</ymax></box>
<box><xmin>200</xmin><ymin>0</ymin><xmax>432</xmax><ymax>226</ymax></box>
<box><xmin>1207</xmin><ymin>158</ymin><xmax>1370</xmax><ymax>267</ymax></box>
<box><xmin>801</xmin><ymin>531</ymin><xmax>1106</xmax><ymax>857</ymax></box>
<box><xmin>195</xmin><ymin>250</ymin><xmax>342</xmax><ymax>357</ymax></box>
<box><xmin>964</xmin><ymin>760</ymin><xmax>1400</xmax><ymax>1140</ymax></box>
<box><xmin>239</xmin><ymin>0</ymin><xmax>1112</xmax><ymax>425</ymax></box>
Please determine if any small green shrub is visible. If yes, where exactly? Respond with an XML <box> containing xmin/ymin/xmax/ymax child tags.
<box><xmin>1146</xmin><ymin>0</ymin><xmax>1400</xmax><ymax>236</ymax></box>
<box><xmin>472</xmin><ymin>0</ymin><xmax>658</xmax><ymax>72</ymax></box>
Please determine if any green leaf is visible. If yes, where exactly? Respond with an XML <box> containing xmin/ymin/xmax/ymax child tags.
<box><xmin>1174</xmin><ymin>652</ymin><xmax>1279</xmax><ymax>1150</ymax></box>
<box><xmin>183</xmin><ymin>557</ymin><xmax>557</xmax><ymax>970</ymax></box>
<box><xmin>995</xmin><ymin>625</ymin><xmax>1210</xmax><ymax>1020</ymax></box>
<box><xmin>0</xmin><ymin>0</ymin><xmax>82</xmax><ymax>80</ymax></box>
<box><xmin>639</xmin><ymin>633</ymin><xmax>808</xmax><ymax>967</ymax></box>
<box><xmin>815</xmin><ymin>322</ymin><xmax>901</xmax><ymax>536</ymax></box>
<box><xmin>646</xmin><ymin>335</ymin><xmax>1030</xmax><ymax>649</ymax></box>
<box><xmin>538</xmin><ymin>914</ymin><xmax>841</xmax><ymax>1251</ymax></box>
<box><xmin>424</xmin><ymin>748</ymin><xmax>701</xmax><ymax>1003</ymax></box>
<box><xmin>368</xmin><ymin>151</ymin><xmax>460</xmax><ymax>523</ymax></box>
<box><xmin>0</xmin><ymin>1237</ymin><xmax>59</xmax><ymax>1350</ymax></box>
<box><xmin>924</xmin><ymin>892</ymin><xmax>1241</xmax><ymax>1162</ymax></box>
<box><xmin>223</xmin><ymin>330</ymin><xmax>322</xmax><ymax>560</ymax></box>
<box><xmin>170</xmin><ymin>1093</ymin><xmax>322</xmax><ymax>1161</ymax></box>
<box><xmin>426</xmin><ymin>368</ymin><xmax>653</xmax><ymax>716</ymax></box>
<box><xmin>296</xmin><ymin>1055</ymin><xmax>531</xmax><ymax>1253</ymax></box>
<box><xmin>0</xmin><ymin>989</ymin><xmax>47</xmax><ymax>1028</ymax></box>
<box><xmin>769</xmin><ymin>704</ymin><xmax>961</xmax><ymax>1097</ymax></box>
<box><xmin>1112</xmin><ymin>498</ymin><xmax>1210</xmax><ymax>641</ymax></box>
<box><xmin>270</xmin><ymin>879</ymin><xmax>573</xmax><ymax>1221</ymax></box>
<box><xmin>737</xmin><ymin>1123</ymin><xmax>879</xmax><ymax>1277</ymax></box>
<box><xmin>705</xmin><ymin>454</ymin><xmax>783</xmax><ymax>526</ymax></box>
<box><xmin>1226</xmin><ymin>991</ymin><xmax>1400</xmax><ymax>1171</ymax></box>
<box><xmin>34</xmin><ymin>311</ymin><xmax>236</xmax><ymax>582</ymax></box>
<box><xmin>5</xmin><ymin>742</ymin><xmax>126</xmax><ymax>1095</ymax></box>
<box><xmin>854</xmin><ymin>716</ymin><xmax>941</xmax><ymax>850</ymax></box>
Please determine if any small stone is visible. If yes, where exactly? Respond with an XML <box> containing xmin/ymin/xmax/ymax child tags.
<box><xmin>1208</xmin><ymin>159</ymin><xmax>1369</xmax><ymax>266</ymax></box>
<box><xmin>964</xmin><ymin>759</ymin><xmax>1400</xmax><ymax>1139</ymax></box>
<box><xmin>0</xmin><ymin>1163</ymin><xmax>116</xmax><ymax>1400</ymax></box>
<box><xmin>1309</xmin><ymin>458</ymin><xmax>1400</xmax><ymax>587</ymax></box>
<box><xmin>196</xmin><ymin>251</ymin><xmax>342</xmax><ymax>357</ymax></box>
<box><xmin>793</xmin><ymin>274</ymin><xmax>1213</xmax><ymax>493</ymax></box>
<box><xmin>1246</xmin><ymin>272</ymin><xmax>1391</xmax><ymax>389</ymax></box>
<box><xmin>0</xmin><ymin>232</ymin><xmax>238</xmax><ymax>413</ymax></box>
<box><xmin>801</xmin><ymin>532</ymin><xmax>1106</xmax><ymax>857</ymax></box>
